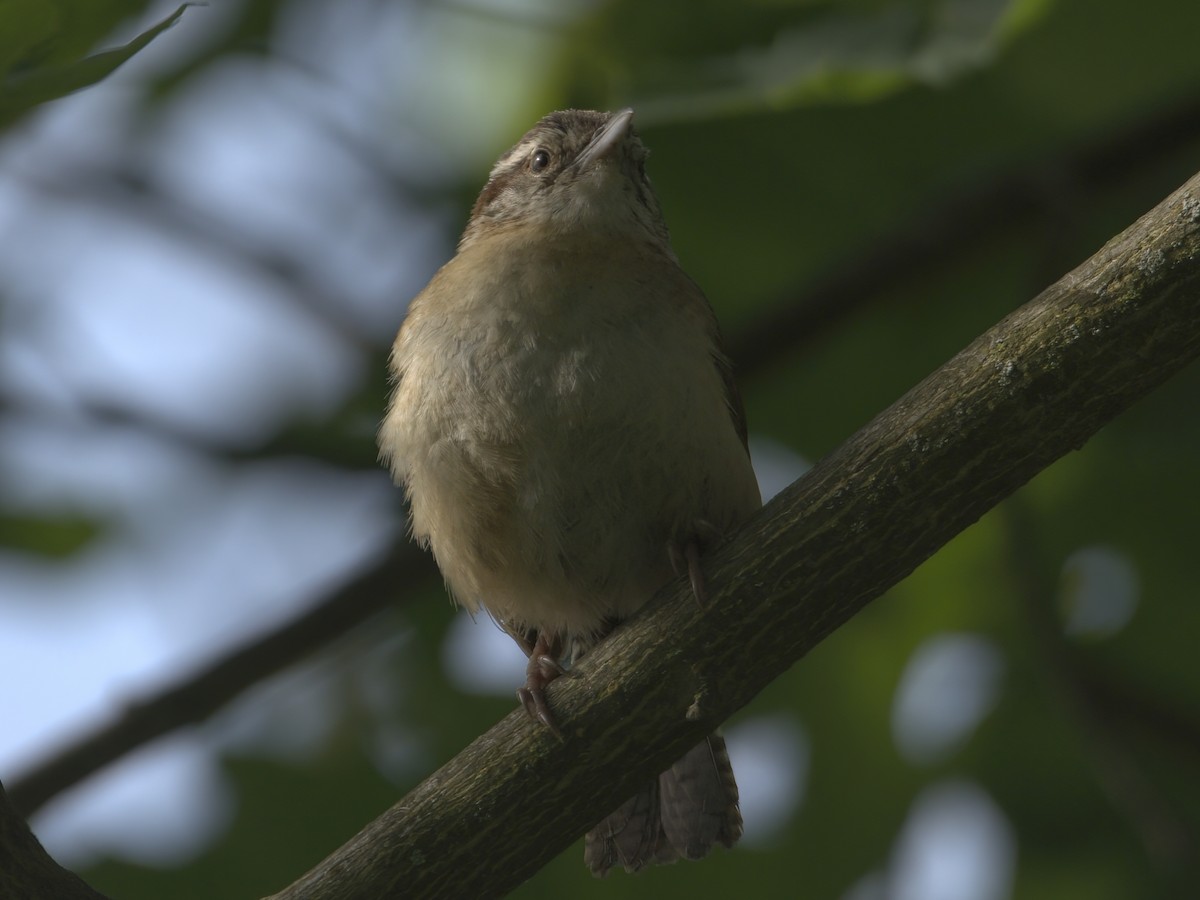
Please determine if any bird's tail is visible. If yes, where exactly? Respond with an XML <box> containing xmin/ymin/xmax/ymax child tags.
<box><xmin>584</xmin><ymin>732</ymin><xmax>741</xmax><ymax>876</ymax></box>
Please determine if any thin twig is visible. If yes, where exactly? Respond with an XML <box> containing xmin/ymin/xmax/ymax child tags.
<box><xmin>1001</xmin><ymin>501</ymin><xmax>1196</xmax><ymax>872</ymax></box>
<box><xmin>729</xmin><ymin>93</ymin><xmax>1200</xmax><ymax>371</ymax></box>
<box><xmin>7</xmin><ymin>545</ymin><xmax>437</xmax><ymax>817</ymax></box>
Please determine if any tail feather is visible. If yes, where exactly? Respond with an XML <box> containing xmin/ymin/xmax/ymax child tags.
<box><xmin>583</xmin><ymin>779</ymin><xmax>664</xmax><ymax>875</ymax></box>
<box><xmin>585</xmin><ymin>732</ymin><xmax>740</xmax><ymax>876</ymax></box>
<box><xmin>660</xmin><ymin>733</ymin><xmax>742</xmax><ymax>858</ymax></box>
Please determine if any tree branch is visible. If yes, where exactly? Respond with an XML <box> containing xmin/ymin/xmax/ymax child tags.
<box><xmin>0</xmin><ymin>781</ymin><xmax>109</xmax><ymax>900</ymax></box>
<box><xmin>1001</xmin><ymin>501</ymin><xmax>1196</xmax><ymax>869</ymax></box>
<box><xmin>266</xmin><ymin>171</ymin><xmax>1200</xmax><ymax>899</ymax></box>
<box><xmin>9</xmin><ymin>96</ymin><xmax>1199</xmax><ymax>824</ymax></box>
<box><xmin>7</xmin><ymin>545</ymin><xmax>436</xmax><ymax>818</ymax></box>
<box><xmin>729</xmin><ymin>93</ymin><xmax>1200</xmax><ymax>368</ymax></box>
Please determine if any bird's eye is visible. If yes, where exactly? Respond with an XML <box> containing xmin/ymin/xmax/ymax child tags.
<box><xmin>530</xmin><ymin>149</ymin><xmax>551</xmax><ymax>173</ymax></box>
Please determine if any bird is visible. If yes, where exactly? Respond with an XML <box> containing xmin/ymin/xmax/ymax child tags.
<box><xmin>378</xmin><ymin>107</ymin><xmax>761</xmax><ymax>876</ymax></box>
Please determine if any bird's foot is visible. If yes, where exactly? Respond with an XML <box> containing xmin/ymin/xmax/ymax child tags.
<box><xmin>517</xmin><ymin>632</ymin><xmax>567</xmax><ymax>738</ymax></box>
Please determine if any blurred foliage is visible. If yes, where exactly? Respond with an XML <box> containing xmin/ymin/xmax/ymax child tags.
<box><xmin>0</xmin><ymin>512</ymin><xmax>99</xmax><ymax>558</ymax></box>
<box><xmin>3</xmin><ymin>0</ymin><xmax>1199</xmax><ymax>898</ymax></box>
<box><xmin>0</xmin><ymin>2</ymin><xmax>190</xmax><ymax>126</ymax></box>
<box><xmin>0</xmin><ymin>0</ymin><xmax>186</xmax><ymax>557</ymax></box>
<box><xmin>567</xmin><ymin>0</ymin><xmax>1055</xmax><ymax>116</ymax></box>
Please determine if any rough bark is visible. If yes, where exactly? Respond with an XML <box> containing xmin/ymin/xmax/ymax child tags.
<box><xmin>266</xmin><ymin>174</ymin><xmax>1200</xmax><ymax>899</ymax></box>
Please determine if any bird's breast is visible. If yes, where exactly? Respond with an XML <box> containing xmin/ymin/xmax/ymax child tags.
<box><xmin>378</xmin><ymin>237</ymin><xmax>759</xmax><ymax>635</ymax></box>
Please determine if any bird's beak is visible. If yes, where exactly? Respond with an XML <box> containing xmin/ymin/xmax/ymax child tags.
<box><xmin>574</xmin><ymin>108</ymin><xmax>634</xmax><ymax>168</ymax></box>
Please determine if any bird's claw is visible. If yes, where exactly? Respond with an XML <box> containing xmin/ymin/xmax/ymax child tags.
<box><xmin>670</xmin><ymin>522</ymin><xmax>719</xmax><ymax>607</ymax></box>
<box><xmin>519</xmin><ymin>645</ymin><xmax>568</xmax><ymax>738</ymax></box>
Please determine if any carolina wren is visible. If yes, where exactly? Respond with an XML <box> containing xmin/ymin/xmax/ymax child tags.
<box><xmin>378</xmin><ymin>108</ymin><xmax>761</xmax><ymax>875</ymax></box>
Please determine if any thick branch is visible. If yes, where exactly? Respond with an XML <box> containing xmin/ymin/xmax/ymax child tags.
<box><xmin>268</xmin><ymin>175</ymin><xmax>1200</xmax><ymax>898</ymax></box>
<box><xmin>10</xmin><ymin>98</ymin><xmax>1199</xmax><ymax>824</ymax></box>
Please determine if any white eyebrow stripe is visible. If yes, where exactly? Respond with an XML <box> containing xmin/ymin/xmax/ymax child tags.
<box><xmin>490</xmin><ymin>140</ymin><xmax>537</xmax><ymax>180</ymax></box>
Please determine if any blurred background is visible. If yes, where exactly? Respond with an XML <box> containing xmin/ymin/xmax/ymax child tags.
<box><xmin>2</xmin><ymin>1</ymin><xmax>1199</xmax><ymax>898</ymax></box>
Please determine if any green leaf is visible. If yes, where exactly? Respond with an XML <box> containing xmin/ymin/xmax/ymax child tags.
<box><xmin>0</xmin><ymin>512</ymin><xmax>101</xmax><ymax>558</ymax></box>
<box><xmin>0</xmin><ymin>0</ymin><xmax>63</xmax><ymax>75</ymax></box>
<box><xmin>0</xmin><ymin>3</ymin><xmax>193</xmax><ymax>124</ymax></box>
<box><xmin>564</xmin><ymin>0</ymin><xmax>1056</xmax><ymax>122</ymax></box>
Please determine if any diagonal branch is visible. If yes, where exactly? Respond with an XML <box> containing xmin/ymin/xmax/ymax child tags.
<box><xmin>729</xmin><ymin>93</ymin><xmax>1200</xmax><ymax>368</ymax></box>
<box><xmin>7</xmin><ymin>99</ymin><xmax>1198</xmax><ymax>823</ymax></box>
<box><xmin>268</xmin><ymin>171</ymin><xmax>1200</xmax><ymax>899</ymax></box>
<box><xmin>1000</xmin><ymin>501</ymin><xmax>1196</xmax><ymax>868</ymax></box>
<box><xmin>7</xmin><ymin>545</ymin><xmax>437</xmax><ymax>818</ymax></box>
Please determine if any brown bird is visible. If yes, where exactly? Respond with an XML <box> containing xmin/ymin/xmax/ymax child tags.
<box><xmin>378</xmin><ymin>108</ymin><xmax>761</xmax><ymax>875</ymax></box>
